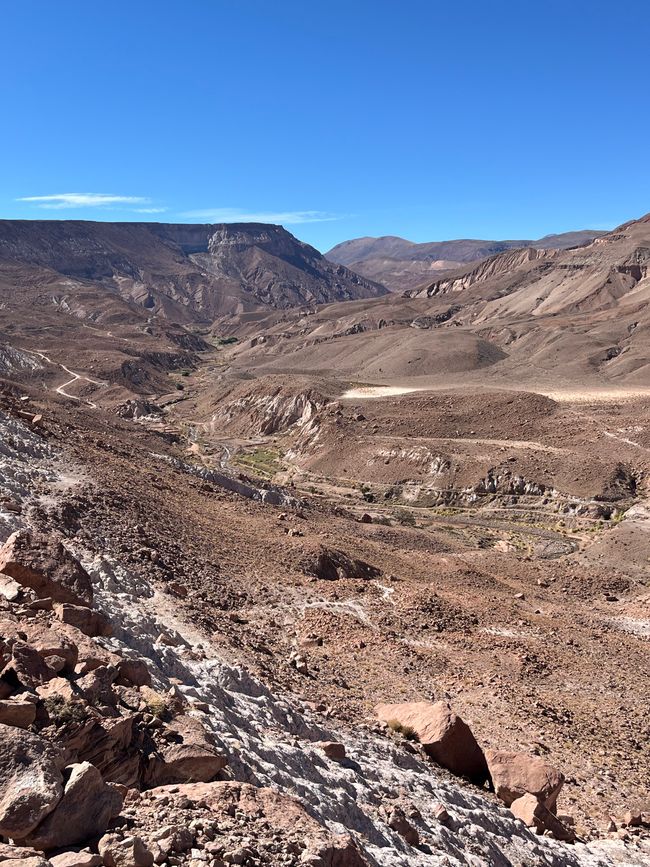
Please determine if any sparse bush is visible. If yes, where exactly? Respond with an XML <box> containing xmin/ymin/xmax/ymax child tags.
<box><xmin>401</xmin><ymin>725</ymin><xmax>419</xmax><ymax>742</ymax></box>
<box><xmin>386</xmin><ymin>718</ymin><xmax>420</xmax><ymax>742</ymax></box>
<box><xmin>43</xmin><ymin>695</ymin><xmax>87</xmax><ymax>727</ymax></box>
<box><xmin>395</xmin><ymin>509</ymin><xmax>417</xmax><ymax>527</ymax></box>
<box><xmin>143</xmin><ymin>689</ymin><xmax>169</xmax><ymax>718</ymax></box>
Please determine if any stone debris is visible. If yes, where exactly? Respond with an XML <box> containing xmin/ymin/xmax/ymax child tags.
<box><xmin>0</xmin><ymin>531</ymin><xmax>93</xmax><ymax>607</ymax></box>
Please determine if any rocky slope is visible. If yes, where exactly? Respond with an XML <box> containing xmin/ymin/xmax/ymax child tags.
<box><xmin>326</xmin><ymin>231</ymin><xmax>605</xmax><ymax>292</ymax></box>
<box><xmin>0</xmin><ymin>382</ymin><xmax>647</xmax><ymax>865</ymax></box>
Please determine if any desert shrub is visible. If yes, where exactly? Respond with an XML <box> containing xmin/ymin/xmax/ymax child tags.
<box><xmin>386</xmin><ymin>718</ymin><xmax>420</xmax><ymax>742</ymax></box>
<box><xmin>43</xmin><ymin>695</ymin><xmax>87</xmax><ymax>727</ymax></box>
<box><xmin>395</xmin><ymin>509</ymin><xmax>417</xmax><ymax>527</ymax></box>
<box><xmin>143</xmin><ymin>688</ymin><xmax>169</xmax><ymax>719</ymax></box>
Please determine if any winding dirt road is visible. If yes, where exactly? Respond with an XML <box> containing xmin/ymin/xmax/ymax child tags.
<box><xmin>28</xmin><ymin>349</ymin><xmax>107</xmax><ymax>407</ymax></box>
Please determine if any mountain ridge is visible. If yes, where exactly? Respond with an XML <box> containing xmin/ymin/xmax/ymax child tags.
<box><xmin>0</xmin><ymin>219</ymin><xmax>388</xmax><ymax>320</ymax></box>
<box><xmin>326</xmin><ymin>229</ymin><xmax>607</xmax><ymax>291</ymax></box>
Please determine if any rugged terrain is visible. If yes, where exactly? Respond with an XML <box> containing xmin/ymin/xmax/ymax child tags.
<box><xmin>326</xmin><ymin>230</ymin><xmax>605</xmax><ymax>292</ymax></box>
<box><xmin>0</xmin><ymin>215</ymin><xmax>647</xmax><ymax>866</ymax></box>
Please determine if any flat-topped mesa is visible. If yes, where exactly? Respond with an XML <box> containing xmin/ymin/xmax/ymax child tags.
<box><xmin>0</xmin><ymin>219</ymin><xmax>387</xmax><ymax>318</ymax></box>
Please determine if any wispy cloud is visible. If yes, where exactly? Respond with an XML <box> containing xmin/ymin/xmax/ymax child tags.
<box><xmin>17</xmin><ymin>193</ymin><xmax>151</xmax><ymax>210</ymax></box>
<box><xmin>133</xmin><ymin>207</ymin><xmax>168</xmax><ymax>214</ymax></box>
<box><xmin>180</xmin><ymin>207</ymin><xmax>342</xmax><ymax>225</ymax></box>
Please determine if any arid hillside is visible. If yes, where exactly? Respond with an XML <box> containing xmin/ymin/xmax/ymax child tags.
<box><xmin>219</xmin><ymin>214</ymin><xmax>650</xmax><ymax>389</ymax></box>
<box><xmin>0</xmin><ymin>215</ymin><xmax>647</xmax><ymax>865</ymax></box>
<box><xmin>0</xmin><ymin>220</ymin><xmax>387</xmax><ymax>321</ymax></box>
<box><xmin>326</xmin><ymin>229</ymin><xmax>605</xmax><ymax>292</ymax></box>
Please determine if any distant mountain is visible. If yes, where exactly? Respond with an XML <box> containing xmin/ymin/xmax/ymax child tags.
<box><xmin>0</xmin><ymin>220</ymin><xmax>387</xmax><ymax>322</ymax></box>
<box><xmin>326</xmin><ymin>229</ymin><xmax>607</xmax><ymax>292</ymax></box>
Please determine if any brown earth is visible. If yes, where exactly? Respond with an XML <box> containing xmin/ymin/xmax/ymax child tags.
<box><xmin>0</xmin><ymin>214</ymin><xmax>649</xmax><ymax>861</ymax></box>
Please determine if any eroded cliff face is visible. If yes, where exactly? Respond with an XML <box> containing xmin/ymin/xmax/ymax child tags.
<box><xmin>0</xmin><ymin>220</ymin><xmax>387</xmax><ymax>321</ymax></box>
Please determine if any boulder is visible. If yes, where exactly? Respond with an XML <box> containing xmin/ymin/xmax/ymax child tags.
<box><xmin>1</xmin><ymin>643</ymin><xmax>56</xmax><ymax>692</ymax></box>
<box><xmin>143</xmin><ymin>716</ymin><xmax>227</xmax><ymax>787</ymax></box>
<box><xmin>98</xmin><ymin>835</ymin><xmax>154</xmax><ymax>867</ymax></box>
<box><xmin>24</xmin><ymin>762</ymin><xmax>123</xmax><ymax>851</ymax></box>
<box><xmin>115</xmin><ymin>659</ymin><xmax>151</xmax><ymax>688</ymax></box>
<box><xmin>510</xmin><ymin>792</ymin><xmax>575</xmax><ymax>842</ymax></box>
<box><xmin>486</xmin><ymin>750</ymin><xmax>564</xmax><ymax>810</ymax></box>
<box><xmin>0</xmin><ymin>700</ymin><xmax>37</xmax><ymax>729</ymax></box>
<box><xmin>375</xmin><ymin>700</ymin><xmax>488</xmax><ymax>783</ymax></box>
<box><xmin>0</xmin><ymin>843</ymin><xmax>46</xmax><ymax>860</ymax></box>
<box><xmin>36</xmin><ymin>678</ymin><xmax>77</xmax><ymax>705</ymax></box>
<box><xmin>0</xmin><ymin>532</ymin><xmax>92</xmax><ymax>607</ymax></box>
<box><xmin>316</xmin><ymin>741</ymin><xmax>346</xmax><ymax>761</ymax></box>
<box><xmin>76</xmin><ymin>666</ymin><xmax>118</xmax><ymax>709</ymax></box>
<box><xmin>0</xmin><ymin>575</ymin><xmax>25</xmax><ymax>603</ymax></box>
<box><xmin>53</xmin><ymin>605</ymin><xmax>112</xmax><ymax>639</ymax></box>
<box><xmin>61</xmin><ymin>716</ymin><xmax>140</xmax><ymax>788</ymax></box>
<box><xmin>0</xmin><ymin>724</ymin><xmax>64</xmax><ymax>839</ymax></box>
<box><xmin>32</xmin><ymin>637</ymin><xmax>78</xmax><ymax>675</ymax></box>
<box><xmin>388</xmin><ymin>808</ymin><xmax>419</xmax><ymax>845</ymax></box>
<box><xmin>1</xmin><ymin>858</ymin><xmax>52</xmax><ymax>867</ymax></box>
<box><xmin>49</xmin><ymin>853</ymin><xmax>103</xmax><ymax>867</ymax></box>
<box><xmin>301</xmin><ymin>546</ymin><xmax>381</xmax><ymax>581</ymax></box>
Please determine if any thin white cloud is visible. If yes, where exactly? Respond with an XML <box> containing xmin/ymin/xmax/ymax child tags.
<box><xmin>180</xmin><ymin>207</ymin><xmax>342</xmax><ymax>225</ymax></box>
<box><xmin>133</xmin><ymin>207</ymin><xmax>168</xmax><ymax>214</ymax></box>
<box><xmin>17</xmin><ymin>193</ymin><xmax>150</xmax><ymax>210</ymax></box>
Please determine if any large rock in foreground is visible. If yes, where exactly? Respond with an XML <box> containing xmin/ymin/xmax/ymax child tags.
<box><xmin>486</xmin><ymin>750</ymin><xmax>565</xmax><ymax>810</ymax></box>
<box><xmin>0</xmin><ymin>724</ymin><xmax>64</xmax><ymax>838</ymax></box>
<box><xmin>143</xmin><ymin>716</ymin><xmax>227</xmax><ymax>787</ymax></box>
<box><xmin>0</xmin><ymin>532</ymin><xmax>93</xmax><ymax>607</ymax></box>
<box><xmin>24</xmin><ymin>762</ymin><xmax>123</xmax><ymax>851</ymax></box>
<box><xmin>375</xmin><ymin>700</ymin><xmax>488</xmax><ymax>783</ymax></box>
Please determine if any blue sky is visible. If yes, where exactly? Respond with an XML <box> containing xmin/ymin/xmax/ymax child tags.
<box><xmin>2</xmin><ymin>0</ymin><xmax>649</xmax><ymax>251</ymax></box>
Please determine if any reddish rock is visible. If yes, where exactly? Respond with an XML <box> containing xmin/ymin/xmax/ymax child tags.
<box><xmin>623</xmin><ymin>810</ymin><xmax>642</xmax><ymax>827</ymax></box>
<box><xmin>50</xmin><ymin>852</ymin><xmax>103</xmax><ymax>867</ymax></box>
<box><xmin>301</xmin><ymin>546</ymin><xmax>381</xmax><ymax>581</ymax></box>
<box><xmin>32</xmin><ymin>637</ymin><xmax>78</xmax><ymax>675</ymax></box>
<box><xmin>486</xmin><ymin>750</ymin><xmax>564</xmax><ymax>810</ymax></box>
<box><xmin>0</xmin><ymin>532</ymin><xmax>92</xmax><ymax>607</ymax></box>
<box><xmin>147</xmin><ymin>782</ymin><xmax>367</xmax><ymax>866</ymax></box>
<box><xmin>0</xmin><ymin>843</ymin><xmax>46</xmax><ymax>860</ymax></box>
<box><xmin>510</xmin><ymin>792</ymin><xmax>575</xmax><ymax>842</ymax></box>
<box><xmin>115</xmin><ymin>658</ymin><xmax>151</xmax><ymax>688</ymax></box>
<box><xmin>0</xmin><ymin>724</ymin><xmax>64</xmax><ymax>839</ymax></box>
<box><xmin>388</xmin><ymin>808</ymin><xmax>419</xmax><ymax>845</ymax></box>
<box><xmin>143</xmin><ymin>716</ymin><xmax>227</xmax><ymax>787</ymax></box>
<box><xmin>1</xmin><ymin>642</ymin><xmax>56</xmax><ymax>692</ymax></box>
<box><xmin>317</xmin><ymin>741</ymin><xmax>346</xmax><ymax>761</ymax></box>
<box><xmin>375</xmin><ymin>700</ymin><xmax>488</xmax><ymax>783</ymax></box>
<box><xmin>1</xmin><ymin>858</ymin><xmax>51</xmax><ymax>867</ymax></box>
<box><xmin>76</xmin><ymin>666</ymin><xmax>119</xmax><ymax>708</ymax></box>
<box><xmin>36</xmin><ymin>677</ymin><xmax>77</xmax><ymax>704</ymax></box>
<box><xmin>53</xmin><ymin>605</ymin><xmax>112</xmax><ymax>639</ymax></box>
<box><xmin>0</xmin><ymin>700</ymin><xmax>37</xmax><ymax>729</ymax></box>
<box><xmin>25</xmin><ymin>762</ymin><xmax>123</xmax><ymax>851</ymax></box>
<box><xmin>98</xmin><ymin>835</ymin><xmax>153</xmax><ymax>867</ymax></box>
<box><xmin>62</xmin><ymin>716</ymin><xmax>140</xmax><ymax>788</ymax></box>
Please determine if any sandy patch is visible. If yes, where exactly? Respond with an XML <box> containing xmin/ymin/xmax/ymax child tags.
<box><xmin>537</xmin><ymin>387</ymin><xmax>650</xmax><ymax>403</ymax></box>
<box><xmin>340</xmin><ymin>385</ymin><xmax>424</xmax><ymax>399</ymax></box>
